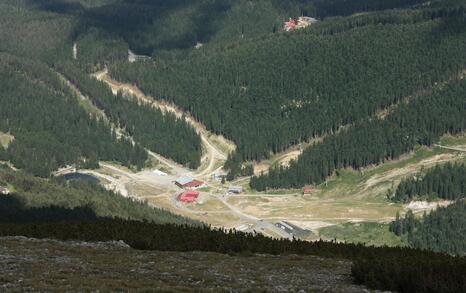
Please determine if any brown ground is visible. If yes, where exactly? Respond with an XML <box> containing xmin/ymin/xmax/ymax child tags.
<box><xmin>0</xmin><ymin>237</ymin><xmax>368</xmax><ymax>292</ymax></box>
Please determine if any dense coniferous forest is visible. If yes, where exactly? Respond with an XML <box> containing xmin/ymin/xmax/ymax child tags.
<box><xmin>0</xmin><ymin>1</ymin><xmax>74</xmax><ymax>63</ymax></box>
<box><xmin>111</xmin><ymin>8</ymin><xmax>466</xmax><ymax>178</ymax></box>
<box><xmin>392</xmin><ymin>162</ymin><xmax>466</xmax><ymax>202</ymax></box>
<box><xmin>250</xmin><ymin>76</ymin><xmax>466</xmax><ymax>190</ymax></box>
<box><xmin>389</xmin><ymin>200</ymin><xmax>466</xmax><ymax>255</ymax></box>
<box><xmin>57</xmin><ymin>62</ymin><xmax>202</xmax><ymax>168</ymax></box>
<box><xmin>0</xmin><ymin>54</ymin><xmax>147</xmax><ymax>176</ymax></box>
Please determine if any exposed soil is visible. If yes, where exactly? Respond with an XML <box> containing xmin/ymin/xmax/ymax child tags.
<box><xmin>363</xmin><ymin>153</ymin><xmax>461</xmax><ymax>190</ymax></box>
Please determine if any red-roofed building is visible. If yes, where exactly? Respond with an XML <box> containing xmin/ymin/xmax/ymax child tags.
<box><xmin>175</xmin><ymin>176</ymin><xmax>204</xmax><ymax>189</ymax></box>
<box><xmin>284</xmin><ymin>18</ymin><xmax>297</xmax><ymax>31</ymax></box>
<box><xmin>178</xmin><ymin>190</ymin><xmax>200</xmax><ymax>203</ymax></box>
<box><xmin>303</xmin><ymin>186</ymin><xmax>313</xmax><ymax>196</ymax></box>
<box><xmin>183</xmin><ymin>180</ymin><xmax>204</xmax><ymax>189</ymax></box>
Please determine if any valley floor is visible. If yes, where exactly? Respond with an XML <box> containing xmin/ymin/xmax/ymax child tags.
<box><xmin>59</xmin><ymin>72</ymin><xmax>466</xmax><ymax>245</ymax></box>
<box><xmin>81</xmin><ymin>137</ymin><xmax>466</xmax><ymax>245</ymax></box>
<box><xmin>0</xmin><ymin>237</ymin><xmax>368</xmax><ymax>292</ymax></box>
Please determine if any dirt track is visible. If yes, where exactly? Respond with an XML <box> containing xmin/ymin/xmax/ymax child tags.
<box><xmin>93</xmin><ymin>69</ymin><xmax>234</xmax><ymax>179</ymax></box>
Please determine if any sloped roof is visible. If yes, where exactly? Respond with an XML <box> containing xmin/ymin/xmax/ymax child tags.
<box><xmin>178</xmin><ymin>190</ymin><xmax>199</xmax><ymax>202</ymax></box>
<box><xmin>175</xmin><ymin>176</ymin><xmax>194</xmax><ymax>186</ymax></box>
<box><xmin>184</xmin><ymin>180</ymin><xmax>203</xmax><ymax>187</ymax></box>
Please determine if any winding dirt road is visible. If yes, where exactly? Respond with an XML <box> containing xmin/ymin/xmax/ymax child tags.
<box><xmin>92</xmin><ymin>69</ymin><xmax>233</xmax><ymax>179</ymax></box>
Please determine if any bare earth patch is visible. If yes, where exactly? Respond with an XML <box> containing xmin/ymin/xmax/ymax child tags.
<box><xmin>0</xmin><ymin>132</ymin><xmax>14</xmax><ymax>149</ymax></box>
<box><xmin>363</xmin><ymin>153</ymin><xmax>459</xmax><ymax>190</ymax></box>
<box><xmin>404</xmin><ymin>200</ymin><xmax>454</xmax><ymax>213</ymax></box>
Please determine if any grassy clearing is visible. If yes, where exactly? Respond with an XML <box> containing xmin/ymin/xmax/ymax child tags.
<box><xmin>190</xmin><ymin>197</ymin><xmax>229</xmax><ymax>212</ymax></box>
<box><xmin>439</xmin><ymin>133</ymin><xmax>466</xmax><ymax>146</ymax></box>
<box><xmin>318</xmin><ymin>145</ymin><xmax>462</xmax><ymax>199</ymax></box>
<box><xmin>196</xmin><ymin>186</ymin><xmax>211</xmax><ymax>192</ymax></box>
<box><xmin>319</xmin><ymin>222</ymin><xmax>407</xmax><ymax>247</ymax></box>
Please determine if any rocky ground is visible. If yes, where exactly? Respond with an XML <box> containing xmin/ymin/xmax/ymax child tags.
<box><xmin>0</xmin><ymin>237</ymin><xmax>371</xmax><ymax>292</ymax></box>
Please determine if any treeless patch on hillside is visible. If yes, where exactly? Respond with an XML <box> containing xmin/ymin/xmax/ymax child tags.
<box><xmin>404</xmin><ymin>200</ymin><xmax>454</xmax><ymax>214</ymax></box>
<box><xmin>363</xmin><ymin>153</ymin><xmax>461</xmax><ymax>190</ymax></box>
<box><xmin>0</xmin><ymin>132</ymin><xmax>14</xmax><ymax>148</ymax></box>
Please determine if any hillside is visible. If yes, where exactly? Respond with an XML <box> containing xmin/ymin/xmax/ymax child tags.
<box><xmin>0</xmin><ymin>237</ymin><xmax>365</xmax><ymax>292</ymax></box>
<box><xmin>0</xmin><ymin>1</ymin><xmax>466</xmax><ymax>291</ymax></box>
<box><xmin>111</xmin><ymin>3</ymin><xmax>466</xmax><ymax>179</ymax></box>
<box><xmin>0</xmin><ymin>54</ymin><xmax>147</xmax><ymax>176</ymax></box>
<box><xmin>0</xmin><ymin>165</ymin><xmax>197</xmax><ymax>225</ymax></box>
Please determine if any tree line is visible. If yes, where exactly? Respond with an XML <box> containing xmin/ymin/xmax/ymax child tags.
<box><xmin>0</xmin><ymin>216</ymin><xmax>464</xmax><ymax>293</ymax></box>
<box><xmin>391</xmin><ymin>162</ymin><xmax>466</xmax><ymax>202</ymax></box>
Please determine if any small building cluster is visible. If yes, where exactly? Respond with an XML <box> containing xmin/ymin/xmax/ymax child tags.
<box><xmin>283</xmin><ymin>16</ymin><xmax>318</xmax><ymax>31</ymax></box>
<box><xmin>212</xmin><ymin>172</ymin><xmax>227</xmax><ymax>182</ymax></box>
<box><xmin>177</xmin><ymin>190</ymin><xmax>200</xmax><ymax>203</ymax></box>
<box><xmin>0</xmin><ymin>186</ymin><xmax>10</xmax><ymax>195</ymax></box>
<box><xmin>175</xmin><ymin>176</ymin><xmax>204</xmax><ymax>189</ymax></box>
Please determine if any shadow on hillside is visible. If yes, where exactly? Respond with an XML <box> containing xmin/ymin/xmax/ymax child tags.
<box><xmin>0</xmin><ymin>194</ymin><xmax>101</xmax><ymax>223</ymax></box>
<box><xmin>31</xmin><ymin>0</ymin><xmax>85</xmax><ymax>14</ymax></box>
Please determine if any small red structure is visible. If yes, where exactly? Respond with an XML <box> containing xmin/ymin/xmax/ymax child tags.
<box><xmin>178</xmin><ymin>190</ymin><xmax>200</xmax><ymax>203</ymax></box>
<box><xmin>284</xmin><ymin>18</ymin><xmax>297</xmax><ymax>31</ymax></box>
<box><xmin>303</xmin><ymin>186</ymin><xmax>313</xmax><ymax>196</ymax></box>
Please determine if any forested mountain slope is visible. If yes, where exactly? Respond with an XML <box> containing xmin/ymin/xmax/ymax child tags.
<box><xmin>390</xmin><ymin>200</ymin><xmax>466</xmax><ymax>255</ymax></box>
<box><xmin>111</xmin><ymin>6</ymin><xmax>466</xmax><ymax>179</ymax></box>
<box><xmin>0</xmin><ymin>0</ymin><xmax>74</xmax><ymax>63</ymax></box>
<box><xmin>57</xmin><ymin>62</ymin><xmax>202</xmax><ymax>168</ymax></box>
<box><xmin>0</xmin><ymin>54</ymin><xmax>147</xmax><ymax>176</ymax></box>
<box><xmin>392</xmin><ymin>162</ymin><xmax>466</xmax><ymax>202</ymax></box>
<box><xmin>251</xmin><ymin>76</ymin><xmax>466</xmax><ymax>190</ymax></box>
<box><xmin>0</xmin><ymin>0</ymin><xmax>203</xmax><ymax>173</ymax></box>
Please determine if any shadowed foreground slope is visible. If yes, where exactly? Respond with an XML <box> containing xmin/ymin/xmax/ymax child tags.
<box><xmin>0</xmin><ymin>237</ymin><xmax>366</xmax><ymax>292</ymax></box>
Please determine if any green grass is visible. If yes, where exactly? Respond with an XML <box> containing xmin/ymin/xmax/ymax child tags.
<box><xmin>439</xmin><ymin>134</ymin><xmax>466</xmax><ymax>146</ymax></box>
<box><xmin>197</xmin><ymin>186</ymin><xmax>211</xmax><ymax>192</ymax></box>
<box><xmin>317</xmin><ymin>145</ymin><xmax>458</xmax><ymax>198</ymax></box>
<box><xmin>319</xmin><ymin>222</ymin><xmax>407</xmax><ymax>247</ymax></box>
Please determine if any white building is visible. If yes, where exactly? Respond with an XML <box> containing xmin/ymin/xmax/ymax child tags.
<box><xmin>0</xmin><ymin>186</ymin><xmax>10</xmax><ymax>195</ymax></box>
